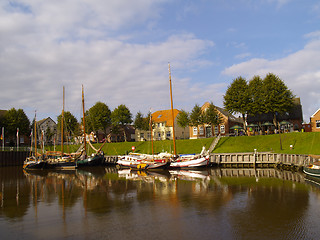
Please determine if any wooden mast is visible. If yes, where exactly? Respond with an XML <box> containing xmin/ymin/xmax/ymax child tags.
<box><xmin>82</xmin><ymin>85</ymin><xmax>87</xmax><ymax>157</ymax></box>
<box><xmin>34</xmin><ymin>111</ymin><xmax>37</xmax><ymax>160</ymax></box>
<box><xmin>150</xmin><ymin>112</ymin><xmax>154</xmax><ymax>158</ymax></box>
<box><xmin>61</xmin><ymin>86</ymin><xmax>64</xmax><ymax>158</ymax></box>
<box><xmin>168</xmin><ymin>63</ymin><xmax>177</xmax><ymax>156</ymax></box>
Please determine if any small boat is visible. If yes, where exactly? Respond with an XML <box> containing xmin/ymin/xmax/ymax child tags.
<box><xmin>77</xmin><ymin>152</ymin><xmax>105</xmax><ymax>167</ymax></box>
<box><xmin>303</xmin><ymin>161</ymin><xmax>320</xmax><ymax>177</ymax></box>
<box><xmin>170</xmin><ymin>146</ymin><xmax>210</xmax><ymax>168</ymax></box>
<box><xmin>117</xmin><ymin>154</ymin><xmax>170</xmax><ymax>170</ymax></box>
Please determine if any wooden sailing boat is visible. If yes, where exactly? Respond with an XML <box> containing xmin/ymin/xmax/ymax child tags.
<box><xmin>46</xmin><ymin>87</ymin><xmax>77</xmax><ymax>170</ymax></box>
<box><xmin>117</xmin><ymin>111</ymin><xmax>171</xmax><ymax>170</ymax></box>
<box><xmin>76</xmin><ymin>85</ymin><xmax>106</xmax><ymax>167</ymax></box>
<box><xmin>23</xmin><ymin>111</ymin><xmax>47</xmax><ymax>169</ymax></box>
<box><xmin>167</xmin><ymin>63</ymin><xmax>210</xmax><ymax>168</ymax></box>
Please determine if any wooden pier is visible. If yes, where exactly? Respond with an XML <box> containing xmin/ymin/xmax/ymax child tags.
<box><xmin>210</xmin><ymin>152</ymin><xmax>318</xmax><ymax>168</ymax></box>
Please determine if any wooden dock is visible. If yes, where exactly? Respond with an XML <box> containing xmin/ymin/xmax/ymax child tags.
<box><xmin>210</xmin><ymin>152</ymin><xmax>317</xmax><ymax>168</ymax></box>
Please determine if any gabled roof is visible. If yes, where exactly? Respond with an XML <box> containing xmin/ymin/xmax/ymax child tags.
<box><xmin>152</xmin><ymin>109</ymin><xmax>180</xmax><ymax>127</ymax></box>
<box><xmin>311</xmin><ymin>108</ymin><xmax>320</xmax><ymax>118</ymax></box>
<box><xmin>37</xmin><ymin>117</ymin><xmax>56</xmax><ymax>126</ymax></box>
<box><xmin>201</xmin><ymin>102</ymin><xmax>241</xmax><ymax>122</ymax></box>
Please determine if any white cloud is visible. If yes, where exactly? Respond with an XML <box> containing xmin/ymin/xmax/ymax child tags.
<box><xmin>223</xmin><ymin>35</ymin><xmax>320</xmax><ymax>122</ymax></box>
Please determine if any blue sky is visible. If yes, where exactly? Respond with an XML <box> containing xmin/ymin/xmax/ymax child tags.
<box><xmin>1</xmin><ymin>0</ymin><xmax>320</xmax><ymax>123</ymax></box>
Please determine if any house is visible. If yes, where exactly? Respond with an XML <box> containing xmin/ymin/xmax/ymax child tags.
<box><xmin>37</xmin><ymin>117</ymin><xmax>57</xmax><ymax>144</ymax></box>
<box><xmin>135</xmin><ymin>109</ymin><xmax>189</xmax><ymax>141</ymax></box>
<box><xmin>189</xmin><ymin>102</ymin><xmax>243</xmax><ymax>139</ymax></box>
<box><xmin>246</xmin><ymin>98</ymin><xmax>303</xmax><ymax>133</ymax></box>
<box><xmin>310</xmin><ymin>108</ymin><xmax>320</xmax><ymax>132</ymax></box>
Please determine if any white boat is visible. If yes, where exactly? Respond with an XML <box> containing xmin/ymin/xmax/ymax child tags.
<box><xmin>117</xmin><ymin>154</ymin><xmax>170</xmax><ymax>170</ymax></box>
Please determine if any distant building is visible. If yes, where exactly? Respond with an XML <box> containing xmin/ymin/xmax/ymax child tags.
<box><xmin>189</xmin><ymin>102</ymin><xmax>243</xmax><ymax>139</ymax></box>
<box><xmin>37</xmin><ymin>117</ymin><xmax>57</xmax><ymax>144</ymax></box>
<box><xmin>246</xmin><ymin>98</ymin><xmax>303</xmax><ymax>133</ymax></box>
<box><xmin>135</xmin><ymin>109</ymin><xmax>189</xmax><ymax>141</ymax></box>
<box><xmin>310</xmin><ymin>108</ymin><xmax>320</xmax><ymax>132</ymax></box>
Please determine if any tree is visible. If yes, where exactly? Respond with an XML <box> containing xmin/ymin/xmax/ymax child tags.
<box><xmin>134</xmin><ymin>111</ymin><xmax>149</xmax><ymax>131</ymax></box>
<box><xmin>177</xmin><ymin>110</ymin><xmax>189</xmax><ymax>139</ymax></box>
<box><xmin>86</xmin><ymin>102</ymin><xmax>111</xmax><ymax>135</ymax></box>
<box><xmin>223</xmin><ymin>77</ymin><xmax>250</xmax><ymax>134</ymax></box>
<box><xmin>203</xmin><ymin>102</ymin><xmax>222</xmax><ymax>127</ymax></box>
<box><xmin>111</xmin><ymin>104</ymin><xmax>132</xmax><ymax>141</ymax></box>
<box><xmin>248</xmin><ymin>75</ymin><xmax>265</xmax><ymax>115</ymax></box>
<box><xmin>189</xmin><ymin>104</ymin><xmax>204</xmax><ymax>138</ymax></box>
<box><xmin>3</xmin><ymin>108</ymin><xmax>30</xmax><ymax>142</ymax></box>
<box><xmin>57</xmin><ymin>111</ymin><xmax>78</xmax><ymax>142</ymax></box>
<box><xmin>262</xmin><ymin>73</ymin><xmax>294</xmax><ymax>128</ymax></box>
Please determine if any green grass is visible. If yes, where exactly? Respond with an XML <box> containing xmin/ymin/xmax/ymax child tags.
<box><xmin>46</xmin><ymin>137</ymin><xmax>214</xmax><ymax>156</ymax></box>
<box><xmin>212</xmin><ymin>132</ymin><xmax>320</xmax><ymax>155</ymax></box>
<box><xmin>45</xmin><ymin>132</ymin><xmax>320</xmax><ymax>156</ymax></box>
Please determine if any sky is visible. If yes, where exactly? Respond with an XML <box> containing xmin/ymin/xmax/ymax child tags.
<box><xmin>1</xmin><ymin>0</ymin><xmax>320</xmax><ymax>123</ymax></box>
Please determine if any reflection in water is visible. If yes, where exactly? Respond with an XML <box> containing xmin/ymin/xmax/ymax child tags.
<box><xmin>1</xmin><ymin>167</ymin><xmax>320</xmax><ymax>239</ymax></box>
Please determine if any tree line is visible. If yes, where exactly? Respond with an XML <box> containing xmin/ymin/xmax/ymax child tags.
<box><xmin>0</xmin><ymin>73</ymin><xmax>294</xmax><ymax>142</ymax></box>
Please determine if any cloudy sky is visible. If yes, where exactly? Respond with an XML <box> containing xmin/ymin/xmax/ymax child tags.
<box><xmin>1</xmin><ymin>0</ymin><xmax>320</xmax><ymax>123</ymax></box>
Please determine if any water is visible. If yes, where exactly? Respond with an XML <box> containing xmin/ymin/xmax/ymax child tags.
<box><xmin>1</xmin><ymin>166</ymin><xmax>320</xmax><ymax>240</ymax></box>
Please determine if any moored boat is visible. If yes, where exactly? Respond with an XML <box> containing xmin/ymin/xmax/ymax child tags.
<box><xmin>117</xmin><ymin>154</ymin><xmax>170</xmax><ymax>170</ymax></box>
<box><xmin>303</xmin><ymin>161</ymin><xmax>320</xmax><ymax>177</ymax></box>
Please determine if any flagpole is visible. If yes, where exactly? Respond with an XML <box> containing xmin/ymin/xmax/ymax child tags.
<box><xmin>1</xmin><ymin>127</ymin><xmax>4</xmax><ymax>151</ymax></box>
<box><xmin>17</xmin><ymin>128</ymin><xmax>19</xmax><ymax>151</ymax></box>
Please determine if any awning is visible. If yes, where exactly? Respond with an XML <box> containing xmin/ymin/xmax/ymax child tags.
<box><xmin>230</xmin><ymin>125</ymin><xmax>243</xmax><ymax>130</ymax></box>
<box><xmin>247</xmin><ymin>123</ymin><xmax>258</xmax><ymax>127</ymax></box>
<box><xmin>280</xmin><ymin>120</ymin><xmax>290</xmax><ymax>125</ymax></box>
<box><xmin>262</xmin><ymin>122</ymin><xmax>274</xmax><ymax>126</ymax></box>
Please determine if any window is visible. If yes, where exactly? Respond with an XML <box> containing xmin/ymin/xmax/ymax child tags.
<box><xmin>199</xmin><ymin>126</ymin><xmax>204</xmax><ymax>135</ymax></box>
<box><xmin>193</xmin><ymin>127</ymin><xmax>197</xmax><ymax>135</ymax></box>
<box><xmin>166</xmin><ymin>131</ymin><xmax>171</xmax><ymax>138</ymax></box>
<box><xmin>214</xmin><ymin>126</ymin><xmax>219</xmax><ymax>134</ymax></box>
<box><xmin>220</xmin><ymin>125</ymin><xmax>225</xmax><ymax>134</ymax></box>
<box><xmin>316</xmin><ymin>120</ymin><xmax>320</xmax><ymax>128</ymax></box>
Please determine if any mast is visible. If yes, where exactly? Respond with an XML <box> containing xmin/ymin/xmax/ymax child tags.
<box><xmin>34</xmin><ymin>111</ymin><xmax>37</xmax><ymax>160</ymax></box>
<box><xmin>168</xmin><ymin>63</ymin><xmax>177</xmax><ymax>155</ymax></box>
<box><xmin>61</xmin><ymin>86</ymin><xmax>64</xmax><ymax>157</ymax></box>
<box><xmin>82</xmin><ymin>85</ymin><xmax>87</xmax><ymax>157</ymax></box>
<box><xmin>149</xmin><ymin>112</ymin><xmax>154</xmax><ymax>158</ymax></box>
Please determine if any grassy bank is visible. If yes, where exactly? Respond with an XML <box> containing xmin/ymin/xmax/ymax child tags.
<box><xmin>47</xmin><ymin>137</ymin><xmax>214</xmax><ymax>156</ymax></box>
<box><xmin>46</xmin><ymin>132</ymin><xmax>320</xmax><ymax>156</ymax></box>
<box><xmin>212</xmin><ymin>132</ymin><xmax>320</xmax><ymax>155</ymax></box>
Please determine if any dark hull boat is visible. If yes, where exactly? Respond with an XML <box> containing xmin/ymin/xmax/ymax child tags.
<box><xmin>23</xmin><ymin>157</ymin><xmax>47</xmax><ymax>170</ymax></box>
<box><xmin>77</xmin><ymin>153</ymin><xmax>105</xmax><ymax>167</ymax></box>
<box><xmin>303</xmin><ymin>161</ymin><xmax>320</xmax><ymax>177</ymax></box>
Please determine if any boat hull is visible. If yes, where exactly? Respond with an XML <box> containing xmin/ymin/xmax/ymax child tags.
<box><xmin>170</xmin><ymin>156</ymin><xmax>209</xmax><ymax>169</ymax></box>
<box><xmin>117</xmin><ymin>157</ymin><xmax>170</xmax><ymax>170</ymax></box>
<box><xmin>303</xmin><ymin>166</ymin><xmax>320</xmax><ymax>177</ymax></box>
<box><xmin>77</xmin><ymin>154</ymin><xmax>105</xmax><ymax>167</ymax></box>
<box><xmin>23</xmin><ymin>160</ymin><xmax>47</xmax><ymax>170</ymax></box>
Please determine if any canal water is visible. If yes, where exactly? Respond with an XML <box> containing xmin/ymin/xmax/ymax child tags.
<box><xmin>1</xmin><ymin>166</ymin><xmax>320</xmax><ymax>240</ymax></box>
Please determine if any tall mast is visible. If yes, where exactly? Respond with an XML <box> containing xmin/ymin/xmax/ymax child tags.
<box><xmin>34</xmin><ymin>111</ymin><xmax>37</xmax><ymax>160</ymax></box>
<box><xmin>61</xmin><ymin>86</ymin><xmax>64</xmax><ymax>157</ymax></box>
<box><xmin>149</xmin><ymin>112</ymin><xmax>154</xmax><ymax>158</ymax></box>
<box><xmin>82</xmin><ymin>85</ymin><xmax>87</xmax><ymax>156</ymax></box>
<box><xmin>168</xmin><ymin>63</ymin><xmax>176</xmax><ymax>155</ymax></box>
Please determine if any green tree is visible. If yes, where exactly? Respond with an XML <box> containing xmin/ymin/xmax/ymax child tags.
<box><xmin>86</xmin><ymin>102</ymin><xmax>111</xmax><ymax>135</ymax></box>
<box><xmin>248</xmin><ymin>75</ymin><xmax>265</xmax><ymax>115</ymax></box>
<box><xmin>223</xmin><ymin>76</ymin><xmax>250</xmax><ymax>133</ymax></box>
<box><xmin>177</xmin><ymin>110</ymin><xmax>190</xmax><ymax>139</ymax></box>
<box><xmin>189</xmin><ymin>104</ymin><xmax>204</xmax><ymax>138</ymax></box>
<box><xmin>57</xmin><ymin>111</ymin><xmax>78</xmax><ymax>142</ymax></box>
<box><xmin>203</xmin><ymin>102</ymin><xmax>222</xmax><ymax>127</ymax></box>
<box><xmin>3</xmin><ymin>108</ymin><xmax>30</xmax><ymax>141</ymax></box>
<box><xmin>262</xmin><ymin>73</ymin><xmax>294</xmax><ymax>128</ymax></box>
<box><xmin>134</xmin><ymin>111</ymin><xmax>149</xmax><ymax>131</ymax></box>
<box><xmin>111</xmin><ymin>104</ymin><xmax>132</xmax><ymax>142</ymax></box>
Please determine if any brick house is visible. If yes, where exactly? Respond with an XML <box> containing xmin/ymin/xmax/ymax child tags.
<box><xmin>246</xmin><ymin>98</ymin><xmax>303</xmax><ymax>133</ymax></box>
<box><xmin>189</xmin><ymin>102</ymin><xmax>243</xmax><ymax>139</ymax></box>
<box><xmin>310</xmin><ymin>108</ymin><xmax>320</xmax><ymax>132</ymax></box>
<box><xmin>135</xmin><ymin>109</ymin><xmax>189</xmax><ymax>141</ymax></box>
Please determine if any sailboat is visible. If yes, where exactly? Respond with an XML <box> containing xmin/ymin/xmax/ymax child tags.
<box><xmin>117</xmin><ymin>111</ymin><xmax>171</xmax><ymax>170</ymax></box>
<box><xmin>46</xmin><ymin>87</ymin><xmax>78</xmax><ymax>170</ymax></box>
<box><xmin>23</xmin><ymin>111</ymin><xmax>47</xmax><ymax>169</ymax></box>
<box><xmin>76</xmin><ymin>85</ymin><xmax>106</xmax><ymax>167</ymax></box>
<box><xmin>167</xmin><ymin>63</ymin><xmax>210</xmax><ymax>169</ymax></box>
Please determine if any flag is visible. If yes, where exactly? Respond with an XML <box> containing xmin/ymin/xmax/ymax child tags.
<box><xmin>17</xmin><ymin>128</ymin><xmax>19</xmax><ymax>138</ymax></box>
<box><xmin>0</xmin><ymin>134</ymin><xmax>2</xmax><ymax>140</ymax></box>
